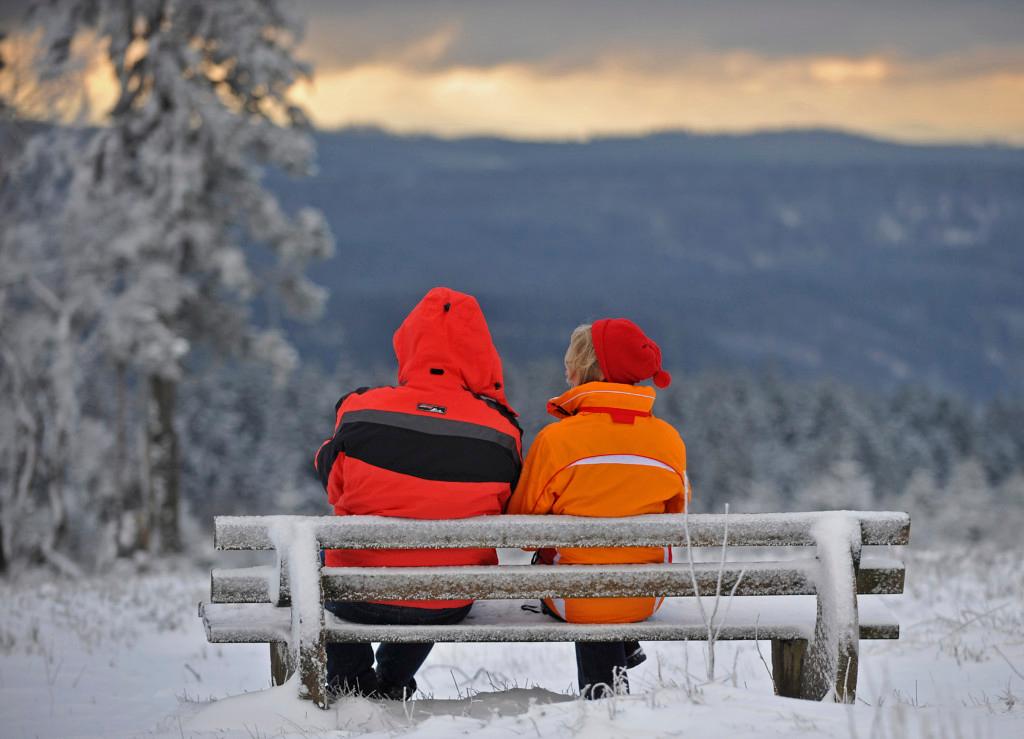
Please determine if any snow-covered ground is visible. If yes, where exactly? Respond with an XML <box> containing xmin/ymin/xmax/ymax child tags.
<box><xmin>1</xmin><ymin>547</ymin><xmax>1021</xmax><ymax>738</ymax></box>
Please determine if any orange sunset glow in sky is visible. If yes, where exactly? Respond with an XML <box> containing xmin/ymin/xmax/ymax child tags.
<box><xmin>4</xmin><ymin>0</ymin><xmax>1024</xmax><ymax>144</ymax></box>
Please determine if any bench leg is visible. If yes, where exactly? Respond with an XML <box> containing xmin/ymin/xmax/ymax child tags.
<box><xmin>270</xmin><ymin>642</ymin><xmax>294</xmax><ymax>686</ymax></box>
<box><xmin>800</xmin><ymin>515</ymin><xmax>861</xmax><ymax>703</ymax></box>
<box><xmin>270</xmin><ymin>549</ymin><xmax>298</xmax><ymax>689</ymax></box>
<box><xmin>282</xmin><ymin>524</ymin><xmax>328</xmax><ymax>709</ymax></box>
<box><xmin>297</xmin><ymin>630</ymin><xmax>327</xmax><ymax>707</ymax></box>
<box><xmin>771</xmin><ymin>638</ymin><xmax>806</xmax><ymax>698</ymax></box>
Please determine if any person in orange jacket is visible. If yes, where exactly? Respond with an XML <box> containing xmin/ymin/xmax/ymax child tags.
<box><xmin>506</xmin><ymin>318</ymin><xmax>689</xmax><ymax>698</ymax></box>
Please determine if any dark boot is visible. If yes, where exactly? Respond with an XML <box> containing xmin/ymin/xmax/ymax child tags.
<box><xmin>576</xmin><ymin>642</ymin><xmax>629</xmax><ymax>699</ymax></box>
<box><xmin>327</xmin><ymin>668</ymin><xmax>379</xmax><ymax>700</ymax></box>
<box><xmin>624</xmin><ymin>641</ymin><xmax>647</xmax><ymax>669</ymax></box>
<box><xmin>375</xmin><ymin>673</ymin><xmax>417</xmax><ymax>701</ymax></box>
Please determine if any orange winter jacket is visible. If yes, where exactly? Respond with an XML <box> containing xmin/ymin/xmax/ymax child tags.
<box><xmin>506</xmin><ymin>381</ymin><xmax>689</xmax><ymax>624</ymax></box>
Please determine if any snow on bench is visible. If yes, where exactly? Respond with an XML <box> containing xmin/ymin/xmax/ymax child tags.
<box><xmin>198</xmin><ymin>511</ymin><xmax>910</xmax><ymax>708</ymax></box>
<box><xmin>212</xmin><ymin>558</ymin><xmax>905</xmax><ymax>604</ymax></box>
<box><xmin>203</xmin><ymin>594</ymin><xmax>900</xmax><ymax>643</ymax></box>
<box><xmin>213</xmin><ymin>511</ymin><xmax>911</xmax><ymax>550</ymax></box>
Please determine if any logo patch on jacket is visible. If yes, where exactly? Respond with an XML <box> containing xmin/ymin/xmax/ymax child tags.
<box><xmin>417</xmin><ymin>403</ymin><xmax>447</xmax><ymax>415</ymax></box>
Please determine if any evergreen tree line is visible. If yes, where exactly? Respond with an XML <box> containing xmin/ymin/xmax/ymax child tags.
<box><xmin>4</xmin><ymin>326</ymin><xmax>1018</xmax><ymax>572</ymax></box>
<box><xmin>177</xmin><ymin>358</ymin><xmax>1024</xmax><ymax>556</ymax></box>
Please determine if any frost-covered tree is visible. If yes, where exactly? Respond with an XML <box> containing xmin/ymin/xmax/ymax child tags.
<box><xmin>0</xmin><ymin>124</ymin><xmax>92</xmax><ymax>573</ymax></box>
<box><xmin>897</xmin><ymin>467</ymin><xmax>940</xmax><ymax>528</ymax></box>
<box><xmin>33</xmin><ymin>0</ymin><xmax>334</xmax><ymax>552</ymax></box>
<box><xmin>0</xmin><ymin>22</ymin><xmax>104</xmax><ymax>572</ymax></box>
<box><xmin>895</xmin><ymin>459</ymin><xmax>1012</xmax><ymax>544</ymax></box>
<box><xmin>934</xmin><ymin>458</ymin><xmax>995</xmax><ymax>544</ymax></box>
<box><xmin>994</xmin><ymin>473</ymin><xmax>1024</xmax><ymax>544</ymax></box>
<box><xmin>794</xmin><ymin>455</ymin><xmax>875</xmax><ymax>512</ymax></box>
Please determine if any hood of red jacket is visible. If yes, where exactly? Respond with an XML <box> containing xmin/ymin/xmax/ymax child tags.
<box><xmin>392</xmin><ymin>287</ymin><xmax>516</xmax><ymax>414</ymax></box>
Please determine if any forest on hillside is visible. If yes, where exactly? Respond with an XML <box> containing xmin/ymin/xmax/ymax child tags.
<box><xmin>176</xmin><ymin>358</ymin><xmax>1024</xmax><ymax>555</ymax></box>
<box><xmin>276</xmin><ymin>128</ymin><xmax>1024</xmax><ymax>401</ymax></box>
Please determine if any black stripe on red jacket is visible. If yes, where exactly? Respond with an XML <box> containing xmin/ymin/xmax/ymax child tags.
<box><xmin>316</xmin><ymin>408</ymin><xmax>521</xmax><ymax>489</ymax></box>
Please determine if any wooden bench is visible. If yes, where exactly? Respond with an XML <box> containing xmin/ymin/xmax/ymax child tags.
<box><xmin>198</xmin><ymin>510</ymin><xmax>910</xmax><ymax>708</ymax></box>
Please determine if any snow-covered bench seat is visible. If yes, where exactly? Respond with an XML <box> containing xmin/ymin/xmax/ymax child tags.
<box><xmin>198</xmin><ymin>511</ymin><xmax>910</xmax><ymax>708</ymax></box>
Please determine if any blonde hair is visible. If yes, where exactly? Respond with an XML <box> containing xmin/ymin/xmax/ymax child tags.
<box><xmin>564</xmin><ymin>324</ymin><xmax>604</xmax><ymax>386</ymax></box>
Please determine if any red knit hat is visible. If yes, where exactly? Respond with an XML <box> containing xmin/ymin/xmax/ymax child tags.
<box><xmin>592</xmin><ymin>318</ymin><xmax>672</xmax><ymax>388</ymax></box>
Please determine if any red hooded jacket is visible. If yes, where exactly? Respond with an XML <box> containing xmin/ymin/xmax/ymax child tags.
<box><xmin>314</xmin><ymin>288</ymin><xmax>523</xmax><ymax>608</ymax></box>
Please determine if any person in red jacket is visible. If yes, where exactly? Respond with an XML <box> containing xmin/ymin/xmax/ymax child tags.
<box><xmin>314</xmin><ymin>287</ymin><xmax>522</xmax><ymax>700</ymax></box>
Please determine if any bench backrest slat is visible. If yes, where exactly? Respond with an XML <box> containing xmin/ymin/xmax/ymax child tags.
<box><xmin>210</xmin><ymin>556</ymin><xmax>904</xmax><ymax>603</ymax></box>
<box><xmin>214</xmin><ymin>512</ymin><xmax>911</xmax><ymax>551</ymax></box>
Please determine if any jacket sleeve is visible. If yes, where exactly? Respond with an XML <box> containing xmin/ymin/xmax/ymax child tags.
<box><xmin>664</xmin><ymin>441</ymin><xmax>690</xmax><ymax>513</ymax></box>
<box><xmin>313</xmin><ymin>410</ymin><xmax>341</xmax><ymax>488</ymax></box>
<box><xmin>665</xmin><ymin>478</ymin><xmax>686</xmax><ymax>513</ymax></box>
<box><xmin>506</xmin><ymin>428</ymin><xmax>560</xmax><ymax>515</ymax></box>
<box><xmin>494</xmin><ymin>445</ymin><xmax>523</xmax><ymax>512</ymax></box>
<box><xmin>477</xmin><ymin>395</ymin><xmax>524</xmax><ymax>505</ymax></box>
<box><xmin>312</xmin><ymin>392</ymin><xmax>362</xmax><ymax>513</ymax></box>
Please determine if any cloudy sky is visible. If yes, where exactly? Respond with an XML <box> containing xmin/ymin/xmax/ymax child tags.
<box><xmin>286</xmin><ymin>0</ymin><xmax>1024</xmax><ymax>143</ymax></box>
<box><xmin>3</xmin><ymin>0</ymin><xmax>1023</xmax><ymax>142</ymax></box>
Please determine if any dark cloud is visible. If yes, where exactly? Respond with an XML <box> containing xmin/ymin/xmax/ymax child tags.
<box><xmin>4</xmin><ymin>1</ymin><xmax>1019</xmax><ymax>65</ymax></box>
<box><xmin>295</xmin><ymin>0</ymin><xmax>1024</xmax><ymax>70</ymax></box>
<box><xmin>0</xmin><ymin>0</ymin><xmax>28</xmax><ymax>28</ymax></box>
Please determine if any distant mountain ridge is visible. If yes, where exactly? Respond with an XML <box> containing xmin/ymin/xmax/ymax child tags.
<box><xmin>318</xmin><ymin>125</ymin><xmax>1024</xmax><ymax>165</ymax></box>
<box><xmin>268</xmin><ymin>127</ymin><xmax>1024</xmax><ymax>399</ymax></box>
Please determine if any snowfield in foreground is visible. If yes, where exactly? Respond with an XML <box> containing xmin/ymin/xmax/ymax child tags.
<box><xmin>0</xmin><ymin>547</ymin><xmax>1021</xmax><ymax>738</ymax></box>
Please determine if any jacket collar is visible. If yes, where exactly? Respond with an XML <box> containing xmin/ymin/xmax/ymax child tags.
<box><xmin>547</xmin><ymin>381</ymin><xmax>657</xmax><ymax>423</ymax></box>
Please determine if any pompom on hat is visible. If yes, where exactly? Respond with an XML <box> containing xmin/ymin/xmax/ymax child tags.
<box><xmin>592</xmin><ymin>318</ymin><xmax>672</xmax><ymax>388</ymax></box>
